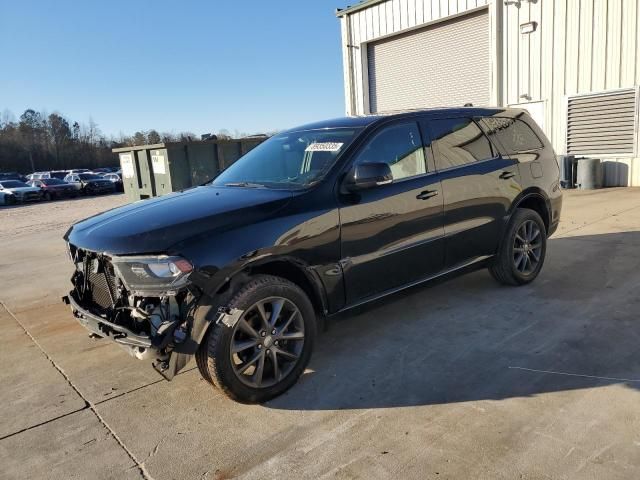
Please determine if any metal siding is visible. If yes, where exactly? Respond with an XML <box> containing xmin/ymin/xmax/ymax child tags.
<box><xmin>540</xmin><ymin>0</ymin><xmax>554</xmax><ymax>135</ymax></box>
<box><xmin>637</xmin><ymin>0</ymin><xmax>640</xmax><ymax>86</ymax></box>
<box><xmin>592</xmin><ymin>0</ymin><xmax>608</xmax><ymax>92</ymax></box>
<box><xmin>392</xmin><ymin>0</ymin><xmax>401</xmax><ymax>31</ymax></box>
<box><xmin>519</xmin><ymin>2</ymin><xmax>530</xmax><ymax>101</ymax></box>
<box><xmin>340</xmin><ymin>16</ymin><xmax>353</xmax><ymax>115</ymax></box>
<box><xmin>605</xmin><ymin>0</ymin><xmax>622</xmax><ymax>89</ymax></box>
<box><xmin>497</xmin><ymin>0</ymin><xmax>640</xmax><ymax>183</ymax></box>
<box><xmin>565</xmin><ymin>0</ymin><xmax>580</xmax><ymax>95</ymax></box>
<box><xmin>339</xmin><ymin>0</ymin><xmax>639</xmax><ymax>184</ymax></box>
<box><xmin>504</xmin><ymin>3</ymin><xmax>518</xmax><ymax>105</ymax></box>
<box><xmin>530</xmin><ymin>0</ymin><xmax>542</xmax><ymax>101</ymax></box>
<box><xmin>408</xmin><ymin>0</ymin><xmax>417</xmax><ymax>27</ymax></box>
<box><xmin>416</xmin><ymin>0</ymin><xmax>424</xmax><ymax>24</ymax></box>
<box><xmin>367</xmin><ymin>10</ymin><xmax>490</xmax><ymax>113</ymax></box>
<box><xmin>621</xmin><ymin>0</ymin><xmax>637</xmax><ymax>86</ymax></box>
<box><xmin>578</xmin><ymin>0</ymin><xmax>594</xmax><ymax>92</ymax></box>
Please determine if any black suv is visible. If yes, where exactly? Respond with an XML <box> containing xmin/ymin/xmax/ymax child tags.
<box><xmin>63</xmin><ymin>108</ymin><xmax>562</xmax><ymax>403</ymax></box>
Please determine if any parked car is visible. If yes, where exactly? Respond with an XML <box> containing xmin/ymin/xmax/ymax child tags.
<box><xmin>29</xmin><ymin>178</ymin><xmax>78</xmax><ymax>200</ymax></box>
<box><xmin>63</xmin><ymin>108</ymin><xmax>562</xmax><ymax>403</ymax></box>
<box><xmin>0</xmin><ymin>172</ymin><xmax>27</xmax><ymax>182</ymax></box>
<box><xmin>0</xmin><ymin>190</ymin><xmax>17</xmax><ymax>206</ymax></box>
<box><xmin>103</xmin><ymin>173</ymin><xmax>124</xmax><ymax>192</ymax></box>
<box><xmin>0</xmin><ymin>180</ymin><xmax>42</xmax><ymax>202</ymax></box>
<box><xmin>50</xmin><ymin>170</ymin><xmax>70</xmax><ymax>180</ymax></box>
<box><xmin>29</xmin><ymin>172</ymin><xmax>52</xmax><ymax>181</ymax></box>
<box><xmin>63</xmin><ymin>173</ymin><xmax>115</xmax><ymax>195</ymax></box>
<box><xmin>67</xmin><ymin>169</ymin><xmax>90</xmax><ymax>174</ymax></box>
<box><xmin>91</xmin><ymin>167</ymin><xmax>116</xmax><ymax>174</ymax></box>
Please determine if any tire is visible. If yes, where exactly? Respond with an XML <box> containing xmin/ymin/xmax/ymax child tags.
<box><xmin>44</xmin><ymin>192</ymin><xmax>52</xmax><ymax>201</ymax></box>
<box><xmin>196</xmin><ymin>275</ymin><xmax>316</xmax><ymax>403</ymax></box>
<box><xmin>489</xmin><ymin>208</ymin><xmax>547</xmax><ymax>286</ymax></box>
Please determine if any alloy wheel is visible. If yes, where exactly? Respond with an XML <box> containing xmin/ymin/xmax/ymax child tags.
<box><xmin>230</xmin><ymin>296</ymin><xmax>305</xmax><ymax>388</ymax></box>
<box><xmin>512</xmin><ymin>220</ymin><xmax>542</xmax><ymax>275</ymax></box>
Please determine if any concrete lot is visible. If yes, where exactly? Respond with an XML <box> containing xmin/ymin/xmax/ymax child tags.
<box><xmin>1</xmin><ymin>189</ymin><xmax>639</xmax><ymax>479</ymax></box>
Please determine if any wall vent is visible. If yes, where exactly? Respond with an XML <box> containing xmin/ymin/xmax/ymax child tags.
<box><xmin>567</xmin><ymin>89</ymin><xmax>638</xmax><ymax>156</ymax></box>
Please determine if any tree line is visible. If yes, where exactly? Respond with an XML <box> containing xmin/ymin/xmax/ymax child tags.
<box><xmin>0</xmin><ymin>108</ymin><xmax>200</xmax><ymax>174</ymax></box>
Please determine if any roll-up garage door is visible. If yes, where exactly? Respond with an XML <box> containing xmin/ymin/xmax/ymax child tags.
<box><xmin>367</xmin><ymin>9</ymin><xmax>490</xmax><ymax>113</ymax></box>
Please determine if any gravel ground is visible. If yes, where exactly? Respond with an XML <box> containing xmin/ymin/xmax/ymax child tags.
<box><xmin>1</xmin><ymin>193</ymin><xmax>128</xmax><ymax>239</ymax></box>
<box><xmin>1</xmin><ymin>188</ymin><xmax>640</xmax><ymax>480</ymax></box>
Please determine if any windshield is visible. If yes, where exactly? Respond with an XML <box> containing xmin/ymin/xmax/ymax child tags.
<box><xmin>78</xmin><ymin>174</ymin><xmax>101</xmax><ymax>180</ymax></box>
<box><xmin>212</xmin><ymin>128</ymin><xmax>361</xmax><ymax>189</ymax></box>
<box><xmin>0</xmin><ymin>180</ymin><xmax>27</xmax><ymax>188</ymax></box>
<box><xmin>43</xmin><ymin>178</ymin><xmax>65</xmax><ymax>185</ymax></box>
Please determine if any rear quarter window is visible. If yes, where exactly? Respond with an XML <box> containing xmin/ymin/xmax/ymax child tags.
<box><xmin>479</xmin><ymin>117</ymin><xmax>543</xmax><ymax>155</ymax></box>
<box><xmin>429</xmin><ymin>118</ymin><xmax>494</xmax><ymax>170</ymax></box>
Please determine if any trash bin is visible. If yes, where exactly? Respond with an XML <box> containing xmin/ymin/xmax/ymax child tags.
<box><xmin>575</xmin><ymin>158</ymin><xmax>604</xmax><ymax>190</ymax></box>
<box><xmin>557</xmin><ymin>155</ymin><xmax>577</xmax><ymax>189</ymax></box>
<box><xmin>113</xmin><ymin>137</ymin><xmax>267</xmax><ymax>201</ymax></box>
<box><xmin>151</xmin><ymin>143</ymin><xmax>219</xmax><ymax>197</ymax></box>
<box><xmin>115</xmin><ymin>148</ymin><xmax>157</xmax><ymax>201</ymax></box>
<box><xmin>117</xmin><ymin>151</ymin><xmax>137</xmax><ymax>202</ymax></box>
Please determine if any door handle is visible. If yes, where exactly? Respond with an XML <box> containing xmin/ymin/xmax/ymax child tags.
<box><xmin>416</xmin><ymin>190</ymin><xmax>439</xmax><ymax>200</ymax></box>
<box><xmin>499</xmin><ymin>171</ymin><xmax>516</xmax><ymax>180</ymax></box>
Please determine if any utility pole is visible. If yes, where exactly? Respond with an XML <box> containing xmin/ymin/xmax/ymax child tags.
<box><xmin>29</xmin><ymin>150</ymin><xmax>35</xmax><ymax>172</ymax></box>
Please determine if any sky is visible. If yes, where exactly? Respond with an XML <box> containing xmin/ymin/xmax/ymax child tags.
<box><xmin>0</xmin><ymin>0</ymin><xmax>348</xmax><ymax>137</ymax></box>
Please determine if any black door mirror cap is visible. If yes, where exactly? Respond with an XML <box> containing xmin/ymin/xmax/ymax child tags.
<box><xmin>344</xmin><ymin>162</ymin><xmax>393</xmax><ymax>192</ymax></box>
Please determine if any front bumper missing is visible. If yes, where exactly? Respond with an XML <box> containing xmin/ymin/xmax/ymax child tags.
<box><xmin>62</xmin><ymin>293</ymin><xmax>184</xmax><ymax>380</ymax></box>
<box><xmin>64</xmin><ymin>293</ymin><xmax>152</xmax><ymax>349</ymax></box>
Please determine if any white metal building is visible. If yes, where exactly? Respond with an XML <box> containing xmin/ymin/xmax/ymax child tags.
<box><xmin>337</xmin><ymin>0</ymin><xmax>640</xmax><ymax>186</ymax></box>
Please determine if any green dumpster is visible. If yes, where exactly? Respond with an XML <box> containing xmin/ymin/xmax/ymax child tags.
<box><xmin>116</xmin><ymin>149</ymin><xmax>156</xmax><ymax>202</ymax></box>
<box><xmin>113</xmin><ymin>137</ymin><xmax>266</xmax><ymax>202</ymax></box>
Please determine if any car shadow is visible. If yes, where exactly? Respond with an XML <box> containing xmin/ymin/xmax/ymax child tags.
<box><xmin>267</xmin><ymin>231</ymin><xmax>640</xmax><ymax>410</ymax></box>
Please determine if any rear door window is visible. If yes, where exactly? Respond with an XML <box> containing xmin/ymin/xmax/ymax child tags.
<box><xmin>479</xmin><ymin>117</ymin><xmax>543</xmax><ymax>155</ymax></box>
<box><xmin>428</xmin><ymin>118</ymin><xmax>494</xmax><ymax>170</ymax></box>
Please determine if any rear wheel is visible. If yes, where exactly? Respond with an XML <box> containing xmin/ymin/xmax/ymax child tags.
<box><xmin>44</xmin><ymin>192</ymin><xmax>52</xmax><ymax>201</ymax></box>
<box><xmin>490</xmin><ymin>208</ymin><xmax>547</xmax><ymax>286</ymax></box>
<box><xmin>196</xmin><ymin>275</ymin><xmax>316</xmax><ymax>403</ymax></box>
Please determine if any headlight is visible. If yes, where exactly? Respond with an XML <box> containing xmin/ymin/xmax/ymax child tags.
<box><xmin>111</xmin><ymin>255</ymin><xmax>193</xmax><ymax>294</ymax></box>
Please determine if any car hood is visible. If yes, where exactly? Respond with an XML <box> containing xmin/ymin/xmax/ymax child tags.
<box><xmin>65</xmin><ymin>185</ymin><xmax>293</xmax><ymax>255</ymax></box>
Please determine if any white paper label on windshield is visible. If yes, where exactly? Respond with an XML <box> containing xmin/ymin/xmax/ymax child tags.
<box><xmin>120</xmin><ymin>153</ymin><xmax>134</xmax><ymax>179</ymax></box>
<box><xmin>305</xmin><ymin>142</ymin><xmax>344</xmax><ymax>152</ymax></box>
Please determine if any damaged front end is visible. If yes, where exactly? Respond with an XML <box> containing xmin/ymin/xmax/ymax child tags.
<box><xmin>62</xmin><ymin>244</ymin><xmax>201</xmax><ymax>380</ymax></box>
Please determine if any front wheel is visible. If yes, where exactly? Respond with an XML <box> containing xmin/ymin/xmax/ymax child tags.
<box><xmin>489</xmin><ymin>208</ymin><xmax>547</xmax><ymax>286</ymax></box>
<box><xmin>196</xmin><ymin>275</ymin><xmax>316</xmax><ymax>403</ymax></box>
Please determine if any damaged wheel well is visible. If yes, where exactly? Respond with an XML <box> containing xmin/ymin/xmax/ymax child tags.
<box><xmin>192</xmin><ymin>260</ymin><xmax>327</xmax><ymax>350</ymax></box>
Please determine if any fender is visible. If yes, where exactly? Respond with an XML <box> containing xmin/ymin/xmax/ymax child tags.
<box><xmin>498</xmin><ymin>188</ymin><xmax>551</xmax><ymax>241</ymax></box>
<box><xmin>182</xmin><ymin>254</ymin><xmax>331</xmax><ymax>354</ymax></box>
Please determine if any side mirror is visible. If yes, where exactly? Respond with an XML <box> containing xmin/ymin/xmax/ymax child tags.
<box><xmin>344</xmin><ymin>162</ymin><xmax>393</xmax><ymax>191</ymax></box>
